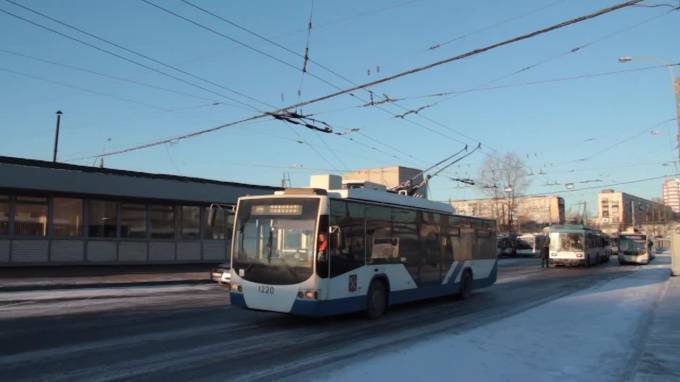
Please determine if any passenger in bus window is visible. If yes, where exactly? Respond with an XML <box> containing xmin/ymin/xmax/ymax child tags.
<box><xmin>317</xmin><ymin>231</ymin><xmax>328</xmax><ymax>262</ymax></box>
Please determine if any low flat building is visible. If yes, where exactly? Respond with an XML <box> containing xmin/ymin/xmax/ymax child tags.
<box><xmin>597</xmin><ymin>189</ymin><xmax>673</xmax><ymax>234</ymax></box>
<box><xmin>451</xmin><ymin>195</ymin><xmax>565</xmax><ymax>232</ymax></box>
<box><xmin>0</xmin><ymin>156</ymin><xmax>277</xmax><ymax>266</ymax></box>
<box><xmin>342</xmin><ymin>166</ymin><xmax>425</xmax><ymax>198</ymax></box>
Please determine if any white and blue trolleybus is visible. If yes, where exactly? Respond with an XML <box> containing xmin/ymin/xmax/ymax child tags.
<box><xmin>228</xmin><ymin>183</ymin><xmax>497</xmax><ymax>318</ymax></box>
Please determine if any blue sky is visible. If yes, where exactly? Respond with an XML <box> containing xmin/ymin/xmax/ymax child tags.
<box><xmin>1</xmin><ymin>0</ymin><xmax>679</xmax><ymax>214</ymax></box>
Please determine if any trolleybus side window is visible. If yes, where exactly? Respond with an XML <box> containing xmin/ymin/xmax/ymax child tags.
<box><xmin>365</xmin><ymin>205</ymin><xmax>392</xmax><ymax>265</ymax></box>
<box><xmin>443</xmin><ymin>224</ymin><xmax>460</xmax><ymax>265</ymax></box>
<box><xmin>475</xmin><ymin>227</ymin><xmax>495</xmax><ymax>260</ymax></box>
<box><xmin>419</xmin><ymin>219</ymin><xmax>442</xmax><ymax>284</ymax></box>
<box><xmin>329</xmin><ymin>200</ymin><xmax>365</xmax><ymax>277</ymax></box>
<box><xmin>456</xmin><ymin>226</ymin><xmax>475</xmax><ymax>261</ymax></box>
<box><xmin>390</xmin><ymin>207</ymin><xmax>420</xmax><ymax>282</ymax></box>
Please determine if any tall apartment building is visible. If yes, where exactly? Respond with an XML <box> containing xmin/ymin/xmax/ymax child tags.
<box><xmin>662</xmin><ymin>178</ymin><xmax>680</xmax><ymax>213</ymax></box>
<box><xmin>598</xmin><ymin>189</ymin><xmax>673</xmax><ymax>234</ymax></box>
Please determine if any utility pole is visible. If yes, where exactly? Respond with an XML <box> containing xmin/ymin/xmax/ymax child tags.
<box><xmin>675</xmin><ymin>78</ymin><xmax>680</xmax><ymax>163</ymax></box>
<box><xmin>631</xmin><ymin>200</ymin><xmax>636</xmax><ymax>229</ymax></box>
<box><xmin>583</xmin><ymin>201</ymin><xmax>588</xmax><ymax>225</ymax></box>
<box><xmin>52</xmin><ymin>110</ymin><xmax>63</xmax><ymax>163</ymax></box>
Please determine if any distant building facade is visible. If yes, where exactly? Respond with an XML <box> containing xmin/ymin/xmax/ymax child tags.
<box><xmin>662</xmin><ymin>178</ymin><xmax>680</xmax><ymax>213</ymax></box>
<box><xmin>597</xmin><ymin>189</ymin><xmax>673</xmax><ymax>234</ymax></box>
<box><xmin>450</xmin><ymin>195</ymin><xmax>564</xmax><ymax>233</ymax></box>
<box><xmin>342</xmin><ymin>166</ymin><xmax>425</xmax><ymax>197</ymax></box>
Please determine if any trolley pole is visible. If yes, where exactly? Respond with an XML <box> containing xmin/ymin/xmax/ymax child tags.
<box><xmin>52</xmin><ymin>110</ymin><xmax>63</xmax><ymax>163</ymax></box>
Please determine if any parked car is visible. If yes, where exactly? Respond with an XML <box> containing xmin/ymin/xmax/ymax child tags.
<box><xmin>210</xmin><ymin>262</ymin><xmax>231</xmax><ymax>285</ymax></box>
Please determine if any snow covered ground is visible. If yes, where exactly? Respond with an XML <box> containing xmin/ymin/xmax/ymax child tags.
<box><xmin>320</xmin><ymin>263</ymin><xmax>670</xmax><ymax>382</ymax></box>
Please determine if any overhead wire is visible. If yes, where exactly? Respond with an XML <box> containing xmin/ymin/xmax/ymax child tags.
<box><xmin>290</xmin><ymin>0</ymin><xmax>349</xmax><ymax>171</ymax></box>
<box><xmin>59</xmin><ymin>0</ymin><xmax>643</xmax><ymax>160</ymax></box>
<box><xmin>154</xmin><ymin>0</ymin><xmax>477</xmax><ymax>148</ymax></box>
<box><xmin>0</xmin><ymin>66</ymin><xmax>172</xmax><ymax>111</ymax></box>
<box><xmin>138</xmin><ymin>0</ymin><xmax>346</xmax><ymax>98</ymax></box>
<box><xmin>427</xmin><ymin>0</ymin><xmax>565</xmax><ymax>51</ymax></box>
<box><xmin>297</xmin><ymin>0</ymin><xmax>314</xmax><ymax>98</ymax></box>
<box><xmin>1</xmin><ymin>0</ymin><xmax>271</xmax><ymax>111</ymax></box>
<box><xmin>569</xmin><ymin>118</ymin><xmax>678</xmax><ymax>163</ymax></box>
<box><xmin>311</xmin><ymin>0</ymin><xmax>426</xmax><ymax>31</ymax></box>
<box><xmin>527</xmin><ymin>173</ymin><xmax>680</xmax><ymax>197</ymax></box>
<box><xmin>275</xmin><ymin>0</ymin><xmax>644</xmax><ymax>113</ymax></box>
<box><xmin>379</xmin><ymin>63</ymin><xmax>680</xmax><ymax>102</ymax></box>
<box><xmin>439</xmin><ymin>173</ymin><xmax>680</xmax><ymax>200</ymax></box>
<box><xmin>411</xmin><ymin>5</ymin><xmax>679</xmax><ymax>109</ymax></box>
<box><xmin>362</xmin><ymin>1</ymin><xmax>678</xmax><ymax>151</ymax></box>
<box><xmin>0</xmin><ymin>48</ymin><xmax>224</xmax><ymax>104</ymax></box>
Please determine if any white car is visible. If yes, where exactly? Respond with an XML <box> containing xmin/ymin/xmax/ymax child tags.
<box><xmin>219</xmin><ymin>268</ymin><xmax>231</xmax><ymax>285</ymax></box>
<box><xmin>210</xmin><ymin>262</ymin><xmax>231</xmax><ymax>285</ymax></box>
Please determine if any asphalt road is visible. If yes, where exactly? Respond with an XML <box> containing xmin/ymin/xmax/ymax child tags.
<box><xmin>0</xmin><ymin>257</ymin><xmax>649</xmax><ymax>382</ymax></box>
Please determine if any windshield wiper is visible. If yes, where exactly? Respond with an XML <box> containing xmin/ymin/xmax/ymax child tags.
<box><xmin>266</xmin><ymin>228</ymin><xmax>273</xmax><ymax>264</ymax></box>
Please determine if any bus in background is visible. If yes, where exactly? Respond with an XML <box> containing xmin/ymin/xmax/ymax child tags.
<box><xmin>496</xmin><ymin>235</ymin><xmax>515</xmax><ymax>257</ymax></box>
<box><xmin>548</xmin><ymin>225</ymin><xmax>607</xmax><ymax>267</ymax></box>
<box><xmin>516</xmin><ymin>233</ymin><xmax>547</xmax><ymax>257</ymax></box>
<box><xmin>618</xmin><ymin>233</ymin><xmax>655</xmax><ymax>265</ymax></box>
<box><xmin>228</xmin><ymin>181</ymin><xmax>497</xmax><ymax>318</ymax></box>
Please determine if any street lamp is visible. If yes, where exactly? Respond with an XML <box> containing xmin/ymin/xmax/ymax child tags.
<box><xmin>52</xmin><ymin>110</ymin><xmax>63</xmax><ymax>163</ymax></box>
<box><xmin>618</xmin><ymin>55</ymin><xmax>680</xmax><ymax>162</ymax></box>
<box><xmin>503</xmin><ymin>185</ymin><xmax>514</xmax><ymax>232</ymax></box>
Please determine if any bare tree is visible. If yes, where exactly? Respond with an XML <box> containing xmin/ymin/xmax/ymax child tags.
<box><xmin>478</xmin><ymin>152</ymin><xmax>531</xmax><ymax>232</ymax></box>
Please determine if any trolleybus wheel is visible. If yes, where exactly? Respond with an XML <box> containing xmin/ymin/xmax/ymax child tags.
<box><xmin>366</xmin><ymin>280</ymin><xmax>387</xmax><ymax>319</ymax></box>
<box><xmin>459</xmin><ymin>270</ymin><xmax>473</xmax><ymax>300</ymax></box>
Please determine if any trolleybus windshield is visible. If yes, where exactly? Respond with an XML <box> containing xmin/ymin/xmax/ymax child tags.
<box><xmin>233</xmin><ymin>198</ymin><xmax>320</xmax><ymax>285</ymax></box>
<box><xmin>551</xmin><ymin>233</ymin><xmax>584</xmax><ymax>251</ymax></box>
<box><xmin>619</xmin><ymin>235</ymin><xmax>646</xmax><ymax>253</ymax></box>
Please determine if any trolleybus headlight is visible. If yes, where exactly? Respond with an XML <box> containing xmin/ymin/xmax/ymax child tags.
<box><xmin>297</xmin><ymin>289</ymin><xmax>319</xmax><ymax>300</ymax></box>
<box><xmin>576</xmin><ymin>253</ymin><xmax>584</xmax><ymax>258</ymax></box>
<box><xmin>230</xmin><ymin>283</ymin><xmax>242</xmax><ymax>293</ymax></box>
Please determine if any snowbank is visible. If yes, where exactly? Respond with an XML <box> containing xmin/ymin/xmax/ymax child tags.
<box><xmin>321</xmin><ymin>267</ymin><xmax>669</xmax><ymax>382</ymax></box>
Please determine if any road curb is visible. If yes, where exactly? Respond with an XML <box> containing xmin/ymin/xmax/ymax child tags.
<box><xmin>0</xmin><ymin>279</ymin><xmax>213</xmax><ymax>293</ymax></box>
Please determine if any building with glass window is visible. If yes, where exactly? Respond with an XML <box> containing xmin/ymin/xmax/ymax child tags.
<box><xmin>597</xmin><ymin>189</ymin><xmax>673</xmax><ymax>234</ymax></box>
<box><xmin>0</xmin><ymin>156</ymin><xmax>277</xmax><ymax>266</ymax></box>
<box><xmin>662</xmin><ymin>178</ymin><xmax>680</xmax><ymax>213</ymax></box>
<box><xmin>450</xmin><ymin>195</ymin><xmax>565</xmax><ymax>233</ymax></box>
<box><xmin>342</xmin><ymin>166</ymin><xmax>425</xmax><ymax>197</ymax></box>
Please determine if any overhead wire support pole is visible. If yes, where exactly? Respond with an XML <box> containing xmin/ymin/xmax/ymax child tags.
<box><xmin>52</xmin><ymin>110</ymin><xmax>63</xmax><ymax>163</ymax></box>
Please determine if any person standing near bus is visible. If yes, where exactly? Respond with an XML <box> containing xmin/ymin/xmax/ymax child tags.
<box><xmin>541</xmin><ymin>236</ymin><xmax>551</xmax><ymax>268</ymax></box>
